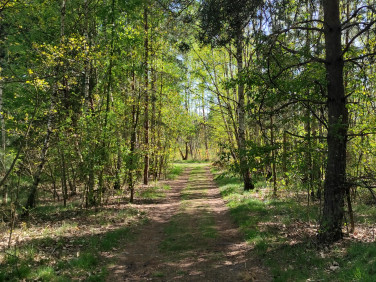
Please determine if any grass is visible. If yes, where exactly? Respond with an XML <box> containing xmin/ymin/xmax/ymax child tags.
<box><xmin>160</xmin><ymin>213</ymin><xmax>196</xmax><ymax>252</ymax></box>
<box><xmin>213</xmin><ymin>169</ymin><xmax>376</xmax><ymax>281</ymax></box>
<box><xmin>0</xmin><ymin>225</ymin><xmax>136</xmax><ymax>281</ymax></box>
<box><xmin>160</xmin><ymin>165</ymin><xmax>217</xmax><ymax>255</ymax></box>
<box><xmin>167</xmin><ymin>165</ymin><xmax>185</xmax><ymax>180</ymax></box>
<box><xmin>198</xmin><ymin>210</ymin><xmax>217</xmax><ymax>238</ymax></box>
<box><xmin>136</xmin><ymin>184</ymin><xmax>171</xmax><ymax>199</ymax></box>
<box><xmin>159</xmin><ymin>210</ymin><xmax>217</xmax><ymax>253</ymax></box>
<box><xmin>0</xmin><ymin>202</ymin><xmax>145</xmax><ymax>281</ymax></box>
<box><xmin>1</xmin><ymin>162</ymin><xmax>180</xmax><ymax>281</ymax></box>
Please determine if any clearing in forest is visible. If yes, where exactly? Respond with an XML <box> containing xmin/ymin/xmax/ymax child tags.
<box><xmin>107</xmin><ymin>163</ymin><xmax>270</xmax><ymax>281</ymax></box>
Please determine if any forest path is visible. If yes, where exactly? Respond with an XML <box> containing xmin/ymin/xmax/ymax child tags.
<box><xmin>107</xmin><ymin>164</ymin><xmax>270</xmax><ymax>281</ymax></box>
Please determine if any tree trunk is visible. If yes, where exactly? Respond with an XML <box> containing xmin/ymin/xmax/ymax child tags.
<box><xmin>305</xmin><ymin>107</ymin><xmax>313</xmax><ymax>199</ymax></box>
<box><xmin>0</xmin><ymin>66</ymin><xmax>6</xmax><ymax>204</ymax></box>
<box><xmin>25</xmin><ymin>97</ymin><xmax>54</xmax><ymax>211</ymax></box>
<box><xmin>270</xmin><ymin>114</ymin><xmax>277</xmax><ymax>196</ymax></box>
<box><xmin>319</xmin><ymin>0</ymin><xmax>348</xmax><ymax>244</ymax></box>
<box><xmin>25</xmin><ymin>0</ymin><xmax>66</xmax><ymax>211</ymax></box>
<box><xmin>282</xmin><ymin>130</ymin><xmax>288</xmax><ymax>183</ymax></box>
<box><xmin>128</xmin><ymin>110</ymin><xmax>137</xmax><ymax>203</ymax></box>
<box><xmin>59</xmin><ymin>146</ymin><xmax>68</xmax><ymax>207</ymax></box>
<box><xmin>143</xmin><ymin>3</ymin><xmax>149</xmax><ymax>185</ymax></box>
<box><xmin>236</xmin><ymin>32</ymin><xmax>253</xmax><ymax>191</ymax></box>
<box><xmin>128</xmin><ymin>71</ymin><xmax>140</xmax><ymax>203</ymax></box>
<box><xmin>83</xmin><ymin>0</ymin><xmax>91</xmax><ymax>111</ymax></box>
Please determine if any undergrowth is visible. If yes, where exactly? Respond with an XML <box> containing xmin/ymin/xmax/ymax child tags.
<box><xmin>213</xmin><ymin>168</ymin><xmax>376</xmax><ymax>281</ymax></box>
<box><xmin>0</xmin><ymin>203</ymin><xmax>146</xmax><ymax>281</ymax></box>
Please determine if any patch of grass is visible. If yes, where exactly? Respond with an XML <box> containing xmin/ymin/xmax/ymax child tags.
<box><xmin>214</xmin><ymin>173</ymin><xmax>242</xmax><ymax>197</ymax></box>
<box><xmin>198</xmin><ymin>210</ymin><xmax>217</xmax><ymax>239</ymax></box>
<box><xmin>136</xmin><ymin>184</ymin><xmax>171</xmax><ymax>199</ymax></box>
<box><xmin>174</xmin><ymin>160</ymin><xmax>210</xmax><ymax>164</ymax></box>
<box><xmin>32</xmin><ymin>266</ymin><xmax>58</xmax><ymax>281</ymax></box>
<box><xmin>98</xmin><ymin>227</ymin><xmax>134</xmax><ymax>251</ymax></box>
<box><xmin>136</xmin><ymin>185</ymin><xmax>165</xmax><ymax>199</ymax></box>
<box><xmin>0</xmin><ymin>204</ymin><xmax>143</xmax><ymax>282</ymax></box>
<box><xmin>152</xmin><ymin>271</ymin><xmax>165</xmax><ymax>277</ymax></box>
<box><xmin>181</xmin><ymin>185</ymin><xmax>191</xmax><ymax>201</ymax></box>
<box><xmin>160</xmin><ymin>213</ymin><xmax>195</xmax><ymax>252</ymax></box>
<box><xmin>161</xmin><ymin>165</ymin><xmax>218</xmax><ymax>255</ymax></box>
<box><xmin>56</xmin><ymin>221</ymin><xmax>78</xmax><ymax>235</ymax></box>
<box><xmin>70</xmin><ymin>252</ymin><xmax>99</xmax><ymax>270</ymax></box>
<box><xmin>162</xmin><ymin>184</ymin><xmax>171</xmax><ymax>190</ymax></box>
<box><xmin>332</xmin><ymin>242</ymin><xmax>376</xmax><ymax>281</ymax></box>
<box><xmin>214</xmin><ymin>168</ymin><xmax>376</xmax><ymax>281</ymax></box>
<box><xmin>212</xmin><ymin>171</ymin><xmax>330</xmax><ymax>280</ymax></box>
<box><xmin>354</xmin><ymin>204</ymin><xmax>376</xmax><ymax>224</ymax></box>
<box><xmin>167</xmin><ymin>165</ymin><xmax>184</xmax><ymax>179</ymax></box>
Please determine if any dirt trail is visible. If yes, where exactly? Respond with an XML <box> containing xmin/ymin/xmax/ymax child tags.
<box><xmin>107</xmin><ymin>164</ymin><xmax>270</xmax><ymax>281</ymax></box>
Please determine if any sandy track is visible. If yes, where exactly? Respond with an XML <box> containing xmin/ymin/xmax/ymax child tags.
<box><xmin>107</xmin><ymin>165</ymin><xmax>270</xmax><ymax>281</ymax></box>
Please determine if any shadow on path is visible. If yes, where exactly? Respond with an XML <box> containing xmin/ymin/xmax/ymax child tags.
<box><xmin>107</xmin><ymin>165</ymin><xmax>270</xmax><ymax>281</ymax></box>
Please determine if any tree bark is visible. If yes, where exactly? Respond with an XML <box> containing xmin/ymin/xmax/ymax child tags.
<box><xmin>143</xmin><ymin>2</ymin><xmax>149</xmax><ymax>185</ymax></box>
<box><xmin>270</xmin><ymin>114</ymin><xmax>277</xmax><ymax>196</ymax></box>
<box><xmin>128</xmin><ymin>71</ymin><xmax>140</xmax><ymax>203</ymax></box>
<box><xmin>25</xmin><ymin>95</ymin><xmax>54</xmax><ymax>211</ymax></box>
<box><xmin>25</xmin><ymin>0</ymin><xmax>66</xmax><ymax>211</ymax></box>
<box><xmin>0</xmin><ymin>64</ymin><xmax>6</xmax><ymax>204</ymax></box>
<box><xmin>236</xmin><ymin>32</ymin><xmax>254</xmax><ymax>191</ymax></box>
<box><xmin>319</xmin><ymin>0</ymin><xmax>348</xmax><ymax>243</ymax></box>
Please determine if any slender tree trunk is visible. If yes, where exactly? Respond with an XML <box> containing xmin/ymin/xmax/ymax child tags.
<box><xmin>83</xmin><ymin>0</ymin><xmax>91</xmax><ymax>111</ymax></box>
<box><xmin>202</xmin><ymin>96</ymin><xmax>209</xmax><ymax>161</ymax></box>
<box><xmin>143</xmin><ymin>3</ymin><xmax>150</xmax><ymax>185</ymax></box>
<box><xmin>236</xmin><ymin>32</ymin><xmax>253</xmax><ymax>191</ymax></box>
<box><xmin>25</xmin><ymin>95</ymin><xmax>55</xmax><ymax>211</ymax></box>
<box><xmin>270</xmin><ymin>114</ymin><xmax>277</xmax><ymax>196</ymax></box>
<box><xmin>282</xmin><ymin>130</ymin><xmax>288</xmax><ymax>183</ymax></box>
<box><xmin>319</xmin><ymin>0</ymin><xmax>348</xmax><ymax>243</ymax></box>
<box><xmin>25</xmin><ymin>0</ymin><xmax>66</xmax><ymax>211</ymax></box>
<box><xmin>114</xmin><ymin>133</ymin><xmax>122</xmax><ymax>190</ymax></box>
<box><xmin>305</xmin><ymin>107</ymin><xmax>313</xmax><ymax>198</ymax></box>
<box><xmin>59</xmin><ymin>146</ymin><xmax>68</xmax><ymax>207</ymax></box>
<box><xmin>150</xmin><ymin>51</ymin><xmax>157</xmax><ymax>180</ymax></box>
<box><xmin>0</xmin><ymin>66</ymin><xmax>6</xmax><ymax>204</ymax></box>
<box><xmin>128</xmin><ymin>71</ymin><xmax>140</xmax><ymax>203</ymax></box>
<box><xmin>128</xmin><ymin>106</ymin><xmax>137</xmax><ymax>203</ymax></box>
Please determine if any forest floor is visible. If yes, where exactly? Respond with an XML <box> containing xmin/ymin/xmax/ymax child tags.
<box><xmin>1</xmin><ymin>162</ymin><xmax>376</xmax><ymax>281</ymax></box>
<box><xmin>107</xmin><ymin>163</ymin><xmax>271</xmax><ymax>281</ymax></box>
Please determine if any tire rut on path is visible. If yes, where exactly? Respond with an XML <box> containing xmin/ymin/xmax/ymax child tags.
<box><xmin>107</xmin><ymin>164</ymin><xmax>270</xmax><ymax>281</ymax></box>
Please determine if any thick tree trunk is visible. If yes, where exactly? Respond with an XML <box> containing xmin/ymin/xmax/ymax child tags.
<box><xmin>236</xmin><ymin>34</ymin><xmax>254</xmax><ymax>191</ymax></box>
<box><xmin>319</xmin><ymin>0</ymin><xmax>348</xmax><ymax>243</ymax></box>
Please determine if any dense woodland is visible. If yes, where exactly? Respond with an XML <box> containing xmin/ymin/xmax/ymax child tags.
<box><xmin>1</xmin><ymin>0</ymin><xmax>376</xmax><ymax>277</ymax></box>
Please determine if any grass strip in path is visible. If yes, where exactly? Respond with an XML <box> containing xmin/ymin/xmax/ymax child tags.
<box><xmin>157</xmin><ymin>164</ymin><xmax>270</xmax><ymax>281</ymax></box>
<box><xmin>106</xmin><ymin>167</ymin><xmax>192</xmax><ymax>280</ymax></box>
